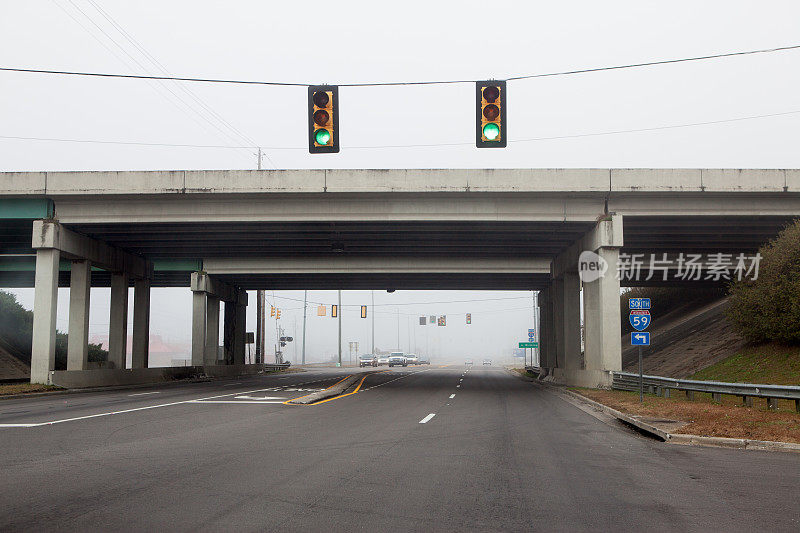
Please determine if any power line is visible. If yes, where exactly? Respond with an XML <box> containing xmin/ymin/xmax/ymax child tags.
<box><xmin>1</xmin><ymin>44</ymin><xmax>798</xmax><ymax>87</ymax></box>
<box><xmin>3</xmin><ymin>107</ymin><xmax>799</xmax><ymax>150</ymax></box>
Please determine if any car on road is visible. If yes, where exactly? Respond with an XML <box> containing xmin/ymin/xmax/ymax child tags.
<box><xmin>376</xmin><ymin>354</ymin><xmax>390</xmax><ymax>365</ymax></box>
<box><xmin>388</xmin><ymin>352</ymin><xmax>407</xmax><ymax>367</ymax></box>
<box><xmin>417</xmin><ymin>356</ymin><xmax>430</xmax><ymax>365</ymax></box>
<box><xmin>359</xmin><ymin>354</ymin><xmax>378</xmax><ymax>367</ymax></box>
<box><xmin>405</xmin><ymin>353</ymin><xmax>419</xmax><ymax>365</ymax></box>
<box><xmin>482</xmin><ymin>359</ymin><xmax>492</xmax><ymax>366</ymax></box>
<box><xmin>465</xmin><ymin>359</ymin><xmax>473</xmax><ymax>366</ymax></box>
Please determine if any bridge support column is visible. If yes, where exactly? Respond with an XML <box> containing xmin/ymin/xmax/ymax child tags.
<box><xmin>205</xmin><ymin>296</ymin><xmax>220</xmax><ymax>365</ymax></box>
<box><xmin>191</xmin><ymin>291</ymin><xmax>207</xmax><ymax>366</ymax></box>
<box><xmin>132</xmin><ymin>279</ymin><xmax>151</xmax><ymax>368</ymax></box>
<box><xmin>67</xmin><ymin>260</ymin><xmax>91</xmax><ymax>371</ymax></box>
<box><xmin>562</xmin><ymin>272</ymin><xmax>583</xmax><ymax>377</ymax></box>
<box><xmin>191</xmin><ymin>272</ymin><xmax>245</xmax><ymax>366</ymax></box>
<box><xmin>552</xmin><ymin>276</ymin><xmax>565</xmax><ymax>371</ymax></box>
<box><xmin>108</xmin><ymin>273</ymin><xmax>129</xmax><ymax>370</ymax></box>
<box><xmin>233</xmin><ymin>298</ymin><xmax>247</xmax><ymax>365</ymax></box>
<box><xmin>30</xmin><ymin>220</ymin><xmax>151</xmax><ymax>383</ymax></box>
<box><xmin>537</xmin><ymin>286</ymin><xmax>555</xmax><ymax>371</ymax></box>
<box><xmin>550</xmin><ymin>214</ymin><xmax>623</xmax><ymax>388</ymax></box>
<box><xmin>583</xmin><ymin>247</ymin><xmax>622</xmax><ymax>383</ymax></box>
<box><xmin>30</xmin><ymin>249</ymin><xmax>60</xmax><ymax>384</ymax></box>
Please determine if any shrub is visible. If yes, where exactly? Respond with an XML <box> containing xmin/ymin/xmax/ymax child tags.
<box><xmin>727</xmin><ymin>219</ymin><xmax>800</xmax><ymax>344</ymax></box>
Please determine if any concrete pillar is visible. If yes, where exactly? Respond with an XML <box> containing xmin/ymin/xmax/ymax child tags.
<box><xmin>191</xmin><ymin>291</ymin><xmax>207</xmax><ymax>366</ymax></box>
<box><xmin>583</xmin><ymin>247</ymin><xmax>622</xmax><ymax>376</ymax></box>
<box><xmin>539</xmin><ymin>286</ymin><xmax>556</xmax><ymax>370</ymax></box>
<box><xmin>233</xmin><ymin>299</ymin><xmax>246</xmax><ymax>365</ymax></box>
<box><xmin>131</xmin><ymin>278</ymin><xmax>151</xmax><ymax>369</ymax></box>
<box><xmin>562</xmin><ymin>271</ymin><xmax>582</xmax><ymax>375</ymax></box>
<box><xmin>205</xmin><ymin>296</ymin><xmax>220</xmax><ymax>366</ymax></box>
<box><xmin>108</xmin><ymin>272</ymin><xmax>129</xmax><ymax>369</ymax></box>
<box><xmin>552</xmin><ymin>277</ymin><xmax>565</xmax><ymax>371</ymax></box>
<box><xmin>223</xmin><ymin>301</ymin><xmax>235</xmax><ymax>364</ymax></box>
<box><xmin>67</xmin><ymin>260</ymin><xmax>91</xmax><ymax>371</ymax></box>
<box><xmin>30</xmin><ymin>248</ymin><xmax>60</xmax><ymax>384</ymax></box>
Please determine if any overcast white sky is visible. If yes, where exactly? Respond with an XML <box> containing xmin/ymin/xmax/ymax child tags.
<box><xmin>2</xmin><ymin>1</ymin><xmax>799</xmax><ymax>362</ymax></box>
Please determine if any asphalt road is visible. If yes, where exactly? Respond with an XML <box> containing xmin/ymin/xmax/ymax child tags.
<box><xmin>0</xmin><ymin>366</ymin><xmax>798</xmax><ymax>532</ymax></box>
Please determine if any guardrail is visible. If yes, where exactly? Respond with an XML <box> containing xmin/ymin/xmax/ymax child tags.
<box><xmin>263</xmin><ymin>362</ymin><xmax>291</xmax><ymax>371</ymax></box>
<box><xmin>613</xmin><ymin>371</ymin><xmax>800</xmax><ymax>412</ymax></box>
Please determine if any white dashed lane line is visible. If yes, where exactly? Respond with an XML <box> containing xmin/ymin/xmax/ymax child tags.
<box><xmin>419</xmin><ymin>413</ymin><xmax>436</xmax><ymax>424</ymax></box>
<box><xmin>128</xmin><ymin>392</ymin><xmax>161</xmax><ymax>397</ymax></box>
<box><xmin>449</xmin><ymin>394</ymin><xmax>455</xmax><ymax>399</ymax></box>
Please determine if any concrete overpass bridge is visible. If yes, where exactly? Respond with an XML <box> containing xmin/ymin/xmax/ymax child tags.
<box><xmin>1</xmin><ymin>169</ymin><xmax>798</xmax><ymax>386</ymax></box>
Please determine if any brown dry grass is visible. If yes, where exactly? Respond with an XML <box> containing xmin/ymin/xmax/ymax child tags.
<box><xmin>0</xmin><ymin>383</ymin><xmax>62</xmax><ymax>396</ymax></box>
<box><xmin>575</xmin><ymin>388</ymin><xmax>800</xmax><ymax>444</ymax></box>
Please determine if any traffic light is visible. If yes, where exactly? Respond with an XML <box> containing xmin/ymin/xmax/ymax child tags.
<box><xmin>361</xmin><ymin>305</ymin><xmax>367</xmax><ymax>319</ymax></box>
<box><xmin>270</xmin><ymin>306</ymin><xmax>275</xmax><ymax>317</ymax></box>
<box><xmin>331</xmin><ymin>304</ymin><xmax>338</xmax><ymax>318</ymax></box>
<box><xmin>276</xmin><ymin>308</ymin><xmax>281</xmax><ymax>319</ymax></box>
<box><xmin>476</xmin><ymin>80</ymin><xmax>506</xmax><ymax>148</ymax></box>
<box><xmin>308</xmin><ymin>85</ymin><xmax>339</xmax><ymax>153</ymax></box>
<box><xmin>466</xmin><ymin>313</ymin><xmax>471</xmax><ymax>324</ymax></box>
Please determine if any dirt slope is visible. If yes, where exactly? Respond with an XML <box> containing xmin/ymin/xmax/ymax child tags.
<box><xmin>0</xmin><ymin>344</ymin><xmax>30</xmax><ymax>380</ymax></box>
<box><xmin>621</xmin><ymin>297</ymin><xmax>746</xmax><ymax>378</ymax></box>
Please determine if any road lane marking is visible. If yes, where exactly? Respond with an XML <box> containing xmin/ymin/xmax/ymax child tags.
<box><xmin>362</xmin><ymin>368</ymin><xmax>432</xmax><ymax>390</ymax></box>
<box><xmin>449</xmin><ymin>394</ymin><xmax>455</xmax><ymax>399</ymax></box>
<box><xmin>419</xmin><ymin>413</ymin><xmax>436</xmax><ymax>424</ymax></box>
<box><xmin>282</xmin><ymin>375</ymin><xmax>352</xmax><ymax>404</ymax></box>
<box><xmin>0</xmin><ymin>375</ymin><xmax>350</xmax><ymax>428</ymax></box>
<box><xmin>233</xmin><ymin>396</ymin><xmax>287</xmax><ymax>401</ymax></box>
<box><xmin>128</xmin><ymin>391</ymin><xmax>160</xmax><ymax>397</ymax></box>
<box><xmin>456</xmin><ymin>385</ymin><xmax>460</xmax><ymax>388</ymax></box>
<box><xmin>189</xmin><ymin>401</ymin><xmax>285</xmax><ymax>404</ymax></box>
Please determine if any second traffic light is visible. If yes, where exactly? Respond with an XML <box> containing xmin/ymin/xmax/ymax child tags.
<box><xmin>308</xmin><ymin>85</ymin><xmax>339</xmax><ymax>154</ymax></box>
<box><xmin>476</xmin><ymin>80</ymin><xmax>506</xmax><ymax>148</ymax></box>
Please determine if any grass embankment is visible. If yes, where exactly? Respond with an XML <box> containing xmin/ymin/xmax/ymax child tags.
<box><xmin>0</xmin><ymin>383</ymin><xmax>62</xmax><ymax>396</ymax></box>
<box><xmin>575</xmin><ymin>388</ymin><xmax>800</xmax><ymax>444</ymax></box>
<box><xmin>690</xmin><ymin>343</ymin><xmax>800</xmax><ymax>385</ymax></box>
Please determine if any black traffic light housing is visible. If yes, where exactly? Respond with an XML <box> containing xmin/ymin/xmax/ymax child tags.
<box><xmin>476</xmin><ymin>80</ymin><xmax>507</xmax><ymax>148</ymax></box>
<box><xmin>308</xmin><ymin>85</ymin><xmax>340</xmax><ymax>153</ymax></box>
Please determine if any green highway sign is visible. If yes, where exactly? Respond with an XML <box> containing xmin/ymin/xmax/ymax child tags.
<box><xmin>519</xmin><ymin>342</ymin><xmax>538</xmax><ymax>348</ymax></box>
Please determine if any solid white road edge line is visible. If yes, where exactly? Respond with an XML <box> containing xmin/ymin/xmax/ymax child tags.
<box><xmin>128</xmin><ymin>391</ymin><xmax>161</xmax><ymax>396</ymax></box>
<box><xmin>419</xmin><ymin>413</ymin><xmax>436</xmax><ymax>424</ymax></box>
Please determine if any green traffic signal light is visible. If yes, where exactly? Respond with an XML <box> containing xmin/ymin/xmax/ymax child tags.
<box><xmin>315</xmin><ymin>129</ymin><xmax>331</xmax><ymax>145</ymax></box>
<box><xmin>482</xmin><ymin>123</ymin><xmax>500</xmax><ymax>140</ymax></box>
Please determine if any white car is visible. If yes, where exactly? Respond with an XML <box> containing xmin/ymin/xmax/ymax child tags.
<box><xmin>388</xmin><ymin>352</ymin><xmax>407</xmax><ymax>367</ymax></box>
<box><xmin>377</xmin><ymin>355</ymin><xmax>390</xmax><ymax>366</ymax></box>
<box><xmin>405</xmin><ymin>353</ymin><xmax>419</xmax><ymax>365</ymax></box>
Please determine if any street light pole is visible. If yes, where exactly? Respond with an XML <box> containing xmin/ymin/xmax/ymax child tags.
<box><xmin>302</xmin><ymin>290</ymin><xmax>307</xmax><ymax>365</ymax></box>
<box><xmin>338</xmin><ymin>290</ymin><xmax>342</xmax><ymax>367</ymax></box>
<box><xmin>371</xmin><ymin>290</ymin><xmax>375</xmax><ymax>355</ymax></box>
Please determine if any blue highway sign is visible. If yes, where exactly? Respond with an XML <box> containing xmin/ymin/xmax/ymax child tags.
<box><xmin>629</xmin><ymin>298</ymin><xmax>651</xmax><ymax>310</ymax></box>
<box><xmin>629</xmin><ymin>313</ymin><xmax>651</xmax><ymax>331</ymax></box>
<box><xmin>631</xmin><ymin>332</ymin><xmax>650</xmax><ymax>346</ymax></box>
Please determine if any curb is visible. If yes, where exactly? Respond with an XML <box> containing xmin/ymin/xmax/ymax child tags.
<box><xmin>541</xmin><ymin>381</ymin><xmax>800</xmax><ymax>454</ymax></box>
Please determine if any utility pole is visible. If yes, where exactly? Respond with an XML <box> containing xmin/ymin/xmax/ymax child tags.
<box><xmin>337</xmin><ymin>290</ymin><xmax>342</xmax><ymax>367</ymax></box>
<box><xmin>302</xmin><ymin>290</ymin><xmax>308</xmax><ymax>365</ymax></box>
<box><xmin>257</xmin><ymin>147</ymin><xmax>262</xmax><ymax>170</ymax></box>
<box><xmin>396</xmin><ymin>307</ymin><xmax>400</xmax><ymax>350</ymax></box>
<box><xmin>255</xmin><ymin>290</ymin><xmax>262</xmax><ymax>364</ymax></box>
<box><xmin>371</xmin><ymin>290</ymin><xmax>375</xmax><ymax>355</ymax></box>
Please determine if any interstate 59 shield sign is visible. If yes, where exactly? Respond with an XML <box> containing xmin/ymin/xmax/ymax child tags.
<box><xmin>629</xmin><ymin>310</ymin><xmax>651</xmax><ymax>331</ymax></box>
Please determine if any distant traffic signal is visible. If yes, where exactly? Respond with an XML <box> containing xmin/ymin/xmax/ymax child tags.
<box><xmin>476</xmin><ymin>80</ymin><xmax>506</xmax><ymax>148</ymax></box>
<box><xmin>308</xmin><ymin>85</ymin><xmax>339</xmax><ymax>153</ymax></box>
<box><xmin>466</xmin><ymin>313</ymin><xmax>471</xmax><ymax>324</ymax></box>
<box><xmin>361</xmin><ymin>305</ymin><xmax>367</xmax><ymax>319</ymax></box>
<box><xmin>276</xmin><ymin>309</ymin><xmax>281</xmax><ymax>319</ymax></box>
<box><xmin>270</xmin><ymin>306</ymin><xmax>275</xmax><ymax>317</ymax></box>
<box><xmin>331</xmin><ymin>304</ymin><xmax>338</xmax><ymax>318</ymax></box>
